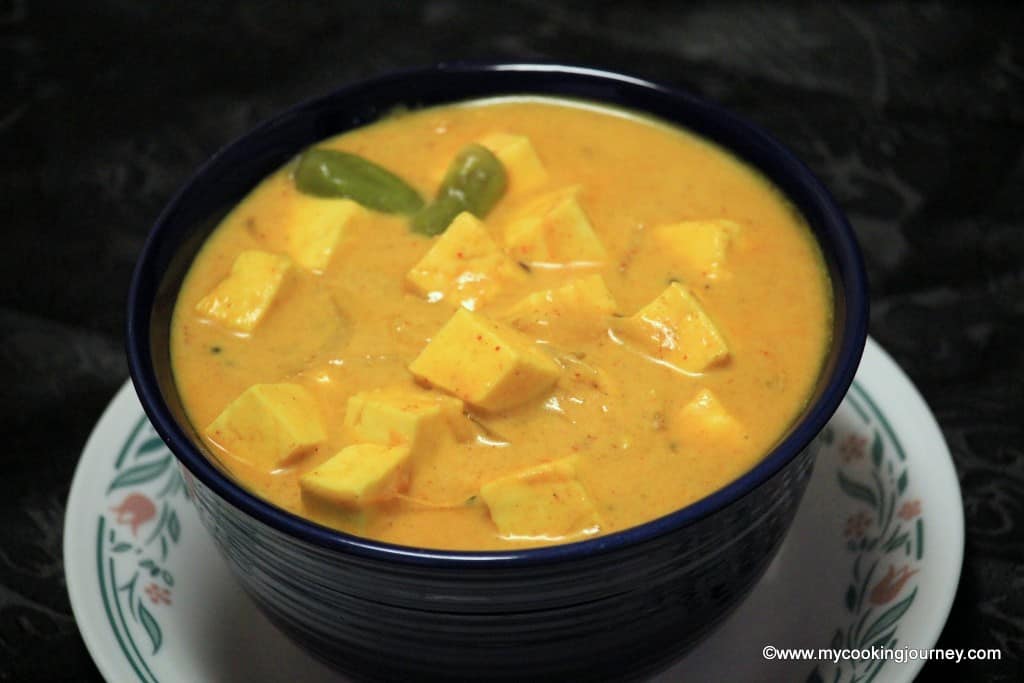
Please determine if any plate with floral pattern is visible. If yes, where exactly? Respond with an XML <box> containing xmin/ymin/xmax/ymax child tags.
<box><xmin>64</xmin><ymin>336</ymin><xmax>963</xmax><ymax>682</ymax></box>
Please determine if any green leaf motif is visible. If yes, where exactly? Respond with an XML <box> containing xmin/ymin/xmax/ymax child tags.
<box><xmin>838</xmin><ymin>471</ymin><xmax>878</xmax><ymax>509</ymax></box>
<box><xmin>167</xmin><ymin>510</ymin><xmax>181</xmax><ymax>544</ymax></box>
<box><xmin>112</xmin><ymin>542</ymin><xmax>133</xmax><ymax>553</ymax></box>
<box><xmin>886</xmin><ymin>532</ymin><xmax>910</xmax><ymax>553</ymax></box>
<box><xmin>871</xmin><ymin>432</ymin><xmax>883</xmax><ymax>468</ymax></box>
<box><xmin>859</xmin><ymin>587</ymin><xmax>917</xmax><ymax>648</ymax></box>
<box><xmin>897</xmin><ymin>470</ymin><xmax>908</xmax><ymax>494</ymax></box>
<box><xmin>135</xmin><ymin>435</ymin><xmax>167</xmax><ymax>458</ymax></box>
<box><xmin>137</xmin><ymin>602</ymin><xmax>163</xmax><ymax>654</ymax></box>
<box><xmin>108</xmin><ymin>456</ymin><xmax>172</xmax><ymax>493</ymax></box>
<box><xmin>156</xmin><ymin>469</ymin><xmax>184</xmax><ymax>499</ymax></box>
<box><xmin>868</xmin><ymin>626</ymin><xmax>897</xmax><ymax>650</ymax></box>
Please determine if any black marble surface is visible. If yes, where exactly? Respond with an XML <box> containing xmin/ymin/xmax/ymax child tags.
<box><xmin>2</xmin><ymin>1</ymin><xmax>1021</xmax><ymax>681</ymax></box>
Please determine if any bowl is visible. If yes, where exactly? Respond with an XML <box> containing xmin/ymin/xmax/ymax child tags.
<box><xmin>126</xmin><ymin>62</ymin><xmax>868</xmax><ymax>682</ymax></box>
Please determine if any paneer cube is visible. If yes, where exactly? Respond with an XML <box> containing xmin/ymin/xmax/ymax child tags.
<box><xmin>205</xmin><ymin>383</ymin><xmax>325</xmax><ymax>468</ymax></box>
<box><xmin>409</xmin><ymin>308</ymin><xmax>561</xmax><ymax>412</ymax></box>
<box><xmin>344</xmin><ymin>386</ymin><xmax>471</xmax><ymax>453</ymax></box>
<box><xmin>299</xmin><ymin>444</ymin><xmax>411</xmax><ymax>508</ymax></box>
<box><xmin>674</xmin><ymin>388</ymin><xmax>747</xmax><ymax>451</ymax></box>
<box><xmin>503</xmin><ymin>187</ymin><xmax>607</xmax><ymax>265</ymax></box>
<box><xmin>480</xmin><ymin>457</ymin><xmax>600</xmax><ymax>540</ymax></box>
<box><xmin>655</xmin><ymin>219</ymin><xmax>741</xmax><ymax>279</ymax></box>
<box><xmin>614</xmin><ymin>282</ymin><xmax>729</xmax><ymax>373</ymax></box>
<box><xmin>286</xmin><ymin>196</ymin><xmax>366</xmax><ymax>271</ymax></box>
<box><xmin>502</xmin><ymin>275</ymin><xmax>617</xmax><ymax>338</ymax></box>
<box><xmin>195</xmin><ymin>250</ymin><xmax>291</xmax><ymax>332</ymax></box>
<box><xmin>406</xmin><ymin>212</ymin><xmax>521</xmax><ymax>310</ymax></box>
<box><xmin>478</xmin><ymin>133</ymin><xmax>548</xmax><ymax>195</ymax></box>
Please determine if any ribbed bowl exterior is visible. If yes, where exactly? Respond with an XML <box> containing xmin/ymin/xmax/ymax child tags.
<box><xmin>184</xmin><ymin>440</ymin><xmax>817</xmax><ymax>682</ymax></box>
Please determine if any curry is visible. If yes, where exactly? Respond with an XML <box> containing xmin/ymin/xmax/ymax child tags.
<box><xmin>170</xmin><ymin>97</ymin><xmax>832</xmax><ymax>550</ymax></box>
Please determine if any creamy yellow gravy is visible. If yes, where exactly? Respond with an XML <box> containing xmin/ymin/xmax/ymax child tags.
<box><xmin>171</xmin><ymin>98</ymin><xmax>832</xmax><ymax>550</ymax></box>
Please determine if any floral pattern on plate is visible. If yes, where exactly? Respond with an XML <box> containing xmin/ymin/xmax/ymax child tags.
<box><xmin>97</xmin><ymin>417</ymin><xmax>187</xmax><ymax>683</ymax></box>
<box><xmin>811</xmin><ymin>382</ymin><xmax>924</xmax><ymax>683</ymax></box>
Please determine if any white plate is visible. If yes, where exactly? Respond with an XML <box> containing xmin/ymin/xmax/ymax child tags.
<box><xmin>64</xmin><ymin>337</ymin><xmax>963</xmax><ymax>682</ymax></box>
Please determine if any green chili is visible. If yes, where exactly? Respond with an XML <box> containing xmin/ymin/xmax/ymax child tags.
<box><xmin>410</xmin><ymin>144</ymin><xmax>507</xmax><ymax>236</ymax></box>
<box><xmin>409</xmin><ymin>194</ymin><xmax>466</xmax><ymax>236</ymax></box>
<box><xmin>293</xmin><ymin>148</ymin><xmax>424</xmax><ymax>214</ymax></box>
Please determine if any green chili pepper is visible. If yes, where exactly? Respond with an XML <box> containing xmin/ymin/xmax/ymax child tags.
<box><xmin>410</xmin><ymin>194</ymin><xmax>466</xmax><ymax>236</ymax></box>
<box><xmin>410</xmin><ymin>144</ymin><xmax>507</xmax><ymax>236</ymax></box>
<box><xmin>293</xmin><ymin>148</ymin><xmax>424</xmax><ymax>214</ymax></box>
<box><xmin>440</xmin><ymin>144</ymin><xmax>507</xmax><ymax>216</ymax></box>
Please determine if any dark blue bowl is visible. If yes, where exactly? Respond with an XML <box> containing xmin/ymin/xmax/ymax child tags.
<box><xmin>127</xmin><ymin>63</ymin><xmax>868</xmax><ymax>682</ymax></box>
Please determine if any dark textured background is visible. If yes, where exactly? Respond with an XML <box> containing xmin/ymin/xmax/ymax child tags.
<box><xmin>2</xmin><ymin>1</ymin><xmax>1021</xmax><ymax>681</ymax></box>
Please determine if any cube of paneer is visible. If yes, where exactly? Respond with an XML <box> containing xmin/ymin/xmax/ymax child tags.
<box><xmin>504</xmin><ymin>187</ymin><xmax>607</xmax><ymax>265</ymax></box>
<box><xmin>480</xmin><ymin>457</ymin><xmax>600</xmax><ymax>540</ymax></box>
<box><xmin>614</xmin><ymin>282</ymin><xmax>729</xmax><ymax>373</ymax></box>
<box><xmin>409</xmin><ymin>308</ymin><xmax>561</xmax><ymax>412</ymax></box>
<box><xmin>406</xmin><ymin>212</ymin><xmax>522</xmax><ymax>310</ymax></box>
<box><xmin>344</xmin><ymin>386</ymin><xmax>471</xmax><ymax>453</ymax></box>
<box><xmin>299</xmin><ymin>444</ymin><xmax>411</xmax><ymax>508</ymax></box>
<box><xmin>502</xmin><ymin>275</ymin><xmax>617</xmax><ymax>338</ymax></box>
<box><xmin>478</xmin><ymin>133</ymin><xmax>548</xmax><ymax>195</ymax></box>
<box><xmin>674</xmin><ymin>388</ymin><xmax>747</xmax><ymax>451</ymax></box>
<box><xmin>205</xmin><ymin>383</ymin><xmax>325</xmax><ymax>468</ymax></box>
<box><xmin>286</xmin><ymin>196</ymin><xmax>366</xmax><ymax>271</ymax></box>
<box><xmin>195</xmin><ymin>250</ymin><xmax>291</xmax><ymax>332</ymax></box>
<box><xmin>655</xmin><ymin>219</ymin><xmax>741</xmax><ymax>279</ymax></box>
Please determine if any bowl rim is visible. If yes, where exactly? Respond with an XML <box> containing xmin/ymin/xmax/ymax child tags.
<box><xmin>126</xmin><ymin>61</ymin><xmax>869</xmax><ymax>568</ymax></box>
